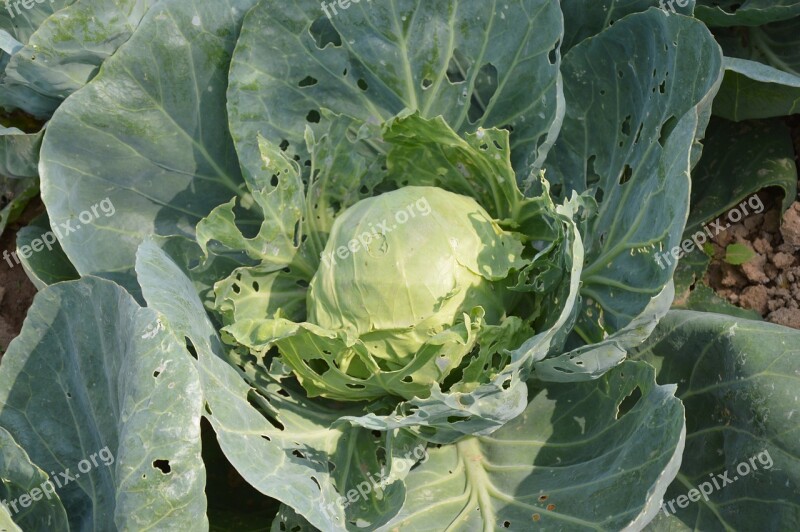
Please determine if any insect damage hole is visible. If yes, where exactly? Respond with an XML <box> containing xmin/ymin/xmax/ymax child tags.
<box><xmin>619</xmin><ymin>164</ymin><xmax>632</xmax><ymax>185</ymax></box>
<box><xmin>298</xmin><ymin>75</ymin><xmax>318</xmax><ymax>87</ymax></box>
<box><xmin>621</xmin><ymin>115</ymin><xmax>632</xmax><ymax>136</ymax></box>
<box><xmin>615</xmin><ymin>386</ymin><xmax>642</xmax><ymax>419</ymax></box>
<box><xmin>446</xmin><ymin>48</ymin><xmax>469</xmax><ymax>84</ymax></box>
<box><xmin>185</xmin><ymin>337</ymin><xmax>198</xmax><ymax>360</ymax></box>
<box><xmin>152</xmin><ymin>459</ymin><xmax>171</xmax><ymax>474</ymax></box>
<box><xmin>309</xmin><ymin>16</ymin><xmax>342</xmax><ymax>49</ymax></box>
<box><xmin>548</xmin><ymin>41</ymin><xmax>559</xmax><ymax>65</ymax></box>
<box><xmin>468</xmin><ymin>62</ymin><xmax>499</xmax><ymax>124</ymax></box>
<box><xmin>306</xmin><ymin>110</ymin><xmax>321</xmax><ymax>123</ymax></box>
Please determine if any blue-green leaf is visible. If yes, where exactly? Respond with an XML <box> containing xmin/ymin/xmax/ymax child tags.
<box><xmin>0</xmin><ymin>277</ymin><xmax>207</xmax><ymax>530</ymax></box>
<box><xmin>634</xmin><ymin>311</ymin><xmax>800</xmax><ymax>530</ymax></box>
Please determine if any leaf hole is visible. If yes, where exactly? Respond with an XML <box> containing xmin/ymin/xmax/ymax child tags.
<box><xmin>619</xmin><ymin>164</ymin><xmax>632</xmax><ymax>185</ymax></box>
<box><xmin>298</xmin><ymin>75</ymin><xmax>318</xmax><ymax>88</ymax></box>
<box><xmin>446</xmin><ymin>48</ymin><xmax>468</xmax><ymax>84</ymax></box>
<box><xmin>306</xmin><ymin>110</ymin><xmax>321</xmax><ymax>123</ymax></box>
<box><xmin>152</xmin><ymin>459</ymin><xmax>171</xmax><ymax>474</ymax></box>
<box><xmin>548</xmin><ymin>41</ymin><xmax>559</xmax><ymax>65</ymax></box>
<box><xmin>185</xmin><ymin>338</ymin><xmax>198</xmax><ymax>360</ymax></box>
<box><xmin>468</xmin><ymin>62</ymin><xmax>498</xmax><ymax>123</ymax></box>
<box><xmin>421</xmin><ymin>78</ymin><xmax>433</xmax><ymax>89</ymax></box>
<box><xmin>309</xmin><ymin>16</ymin><xmax>342</xmax><ymax>49</ymax></box>
<box><xmin>621</xmin><ymin>115</ymin><xmax>631</xmax><ymax>136</ymax></box>
<box><xmin>616</xmin><ymin>386</ymin><xmax>642</xmax><ymax>419</ymax></box>
<box><xmin>357</xmin><ymin>78</ymin><xmax>368</xmax><ymax>91</ymax></box>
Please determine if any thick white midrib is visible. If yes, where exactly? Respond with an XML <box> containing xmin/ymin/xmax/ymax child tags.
<box><xmin>455</xmin><ymin>437</ymin><xmax>495</xmax><ymax>532</ymax></box>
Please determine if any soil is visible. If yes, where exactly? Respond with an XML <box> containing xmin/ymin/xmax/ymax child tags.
<box><xmin>705</xmin><ymin>116</ymin><xmax>800</xmax><ymax>329</ymax></box>
<box><xmin>706</xmin><ymin>193</ymin><xmax>800</xmax><ymax>328</ymax></box>
<box><xmin>0</xmin><ymin>198</ymin><xmax>41</xmax><ymax>354</ymax></box>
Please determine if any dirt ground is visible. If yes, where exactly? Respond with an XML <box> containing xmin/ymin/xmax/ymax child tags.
<box><xmin>706</xmin><ymin>193</ymin><xmax>800</xmax><ymax>328</ymax></box>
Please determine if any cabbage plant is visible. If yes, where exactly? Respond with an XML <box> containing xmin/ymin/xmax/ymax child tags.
<box><xmin>0</xmin><ymin>0</ymin><xmax>799</xmax><ymax>531</ymax></box>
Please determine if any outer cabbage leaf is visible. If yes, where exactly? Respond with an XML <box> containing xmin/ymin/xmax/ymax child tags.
<box><xmin>0</xmin><ymin>277</ymin><xmax>207</xmax><ymax>530</ymax></box>
<box><xmin>633</xmin><ymin>311</ymin><xmax>800</xmax><ymax>530</ymax></box>
<box><xmin>0</xmin><ymin>1</ymin><xmax>73</xmax><ymax>42</ymax></box>
<box><xmin>1</xmin><ymin>0</ymin><xmax>155</xmax><ymax>117</ymax></box>
<box><xmin>227</xmin><ymin>0</ymin><xmax>563</xmax><ymax>189</ymax></box>
<box><xmin>40</xmin><ymin>0</ymin><xmax>260</xmax><ymax>292</ymax></box>
<box><xmin>0</xmin><ymin>426</ymin><xmax>68</xmax><ymax>530</ymax></box>
<box><xmin>534</xmin><ymin>281</ymin><xmax>674</xmax><ymax>381</ymax></box>
<box><xmin>544</xmin><ymin>9</ymin><xmax>723</xmax><ymax>331</ymax></box>
<box><xmin>0</xmin><ymin>174</ymin><xmax>37</xmax><ymax>237</ymax></box>
<box><xmin>0</xmin><ymin>126</ymin><xmax>40</xmax><ymax>179</ymax></box>
<box><xmin>379</xmin><ymin>361</ymin><xmax>685</xmax><ymax>531</ymax></box>
<box><xmin>695</xmin><ymin>0</ymin><xmax>800</xmax><ymax>26</ymax></box>
<box><xmin>687</xmin><ymin>117</ymin><xmax>797</xmax><ymax>231</ymax></box>
<box><xmin>560</xmin><ymin>1</ymin><xmax>695</xmax><ymax>53</ymax></box>
<box><xmin>15</xmin><ymin>212</ymin><xmax>79</xmax><ymax>289</ymax></box>
<box><xmin>713</xmin><ymin>58</ymin><xmax>800</xmax><ymax>121</ymax></box>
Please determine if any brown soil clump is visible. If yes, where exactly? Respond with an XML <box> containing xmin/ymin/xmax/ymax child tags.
<box><xmin>707</xmin><ymin>196</ymin><xmax>800</xmax><ymax>329</ymax></box>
